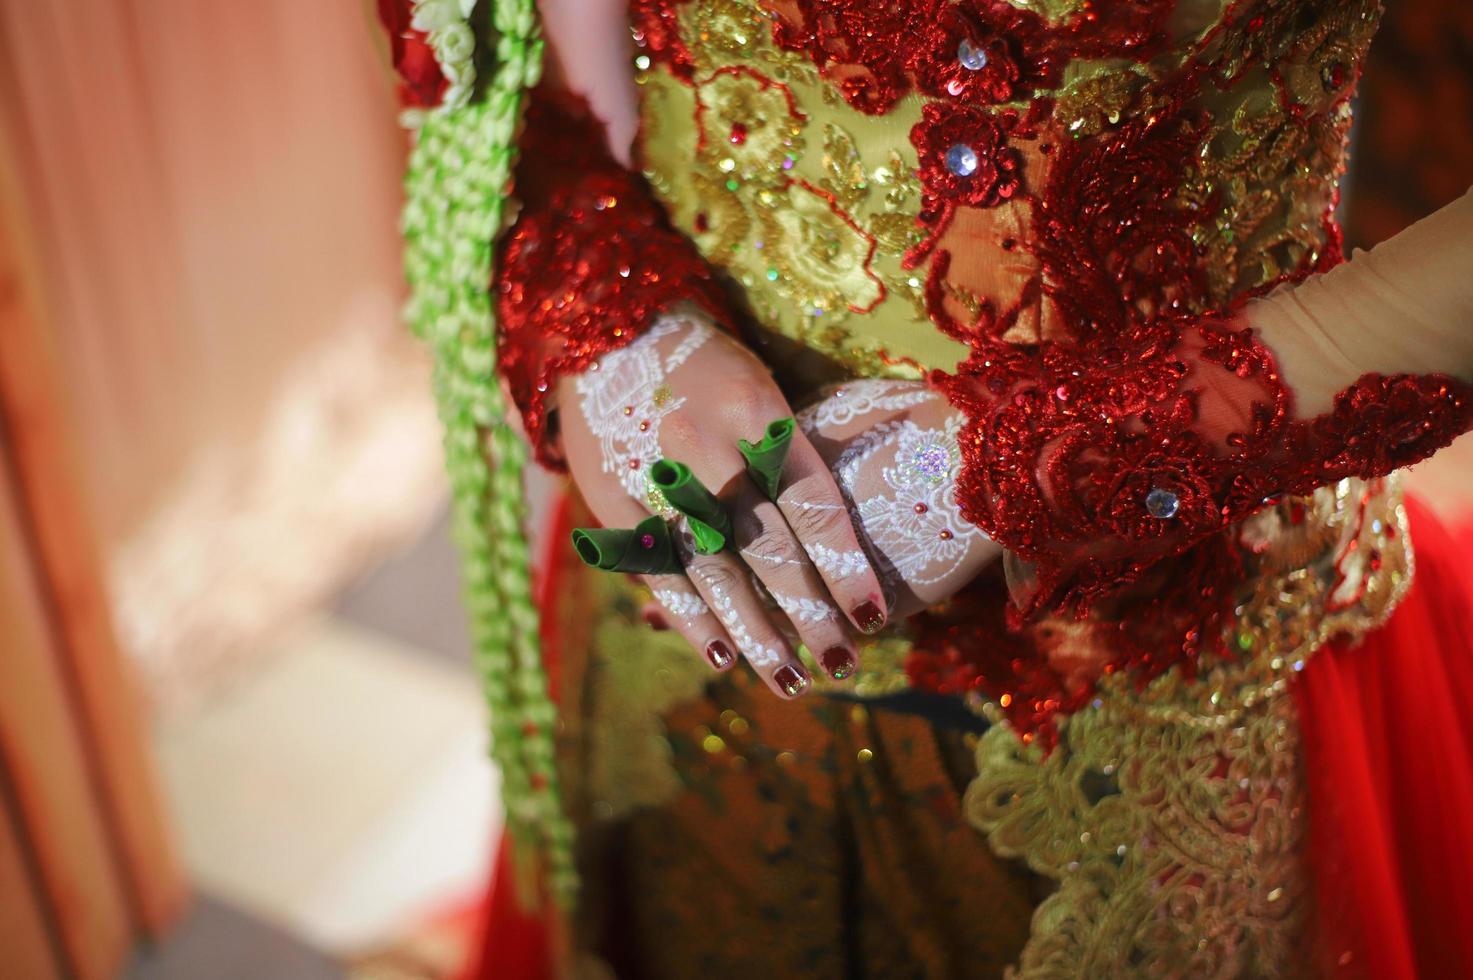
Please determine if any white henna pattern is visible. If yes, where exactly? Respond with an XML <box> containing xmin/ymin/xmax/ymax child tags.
<box><xmin>805</xmin><ymin>542</ymin><xmax>871</xmax><ymax>579</ymax></box>
<box><xmin>834</xmin><ymin>416</ymin><xmax>984</xmax><ymax>587</ymax></box>
<box><xmin>740</xmin><ymin>546</ymin><xmax>804</xmax><ymax>568</ymax></box>
<box><xmin>771</xmin><ymin>591</ymin><xmax>837</xmax><ymax>625</ymax></box>
<box><xmin>708</xmin><ymin>583</ymin><xmax>783</xmax><ymax>667</ymax></box>
<box><xmin>575</xmin><ymin>315</ymin><xmax>714</xmax><ymax>506</ymax></box>
<box><xmin>797</xmin><ymin>379</ymin><xmax>933</xmax><ymax>433</ymax></box>
<box><xmin>653</xmin><ymin>589</ymin><xmax>709</xmax><ymax>621</ymax></box>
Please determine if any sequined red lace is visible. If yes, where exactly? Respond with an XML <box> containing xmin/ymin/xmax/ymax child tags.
<box><xmin>496</xmin><ymin>88</ymin><xmax>733</xmax><ymax>466</ymax></box>
<box><xmin>935</xmin><ymin>315</ymin><xmax>1473</xmax><ymax>611</ymax></box>
<box><xmin>761</xmin><ymin>0</ymin><xmax>1170</xmax><ymax>115</ymax></box>
<box><xmin>922</xmin><ymin>317</ymin><xmax>1473</xmax><ymax>743</ymax></box>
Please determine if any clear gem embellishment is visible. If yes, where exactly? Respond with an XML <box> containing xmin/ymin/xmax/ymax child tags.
<box><xmin>1145</xmin><ymin>487</ymin><xmax>1181</xmax><ymax>519</ymax></box>
<box><xmin>911</xmin><ymin>442</ymin><xmax>952</xmax><ymax>484</ymax></box>
<box><xmin>945</xmin><ymin>143</ymin><xmax>979</xmax><ymax>177</ymax></box>
<box><xmin>957</xmin><ymin>39</ymin><xmax>989</xmax><ymax>71</ymax></box>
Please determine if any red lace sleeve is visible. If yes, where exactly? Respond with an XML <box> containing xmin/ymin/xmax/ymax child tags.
<box><xmin>930</xmin><ymin>314</ymin><xmax>1473</xmax><ymax>619</ymax></box>
<box><xmin>495</xmin><ymin>87</ymin><xmax>734</xmax><ymax>468</ymax></box>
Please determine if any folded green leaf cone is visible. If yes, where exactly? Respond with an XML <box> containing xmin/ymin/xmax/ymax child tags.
<box><xmin>571</xmin><ymin>515</ymin><xmax>682</xmax><ymax>574</ymax></box>
<box><xmin>738</xmin><ymin>417</ymin><xmax>796</xmax><ymax>501</ymax></box>
<box><xmin>650</xmin><ymin>459</ymin><xmax>732</xmax><ymax>554</ymax></box>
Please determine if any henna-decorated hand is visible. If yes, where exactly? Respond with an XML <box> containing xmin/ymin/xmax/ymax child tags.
<box><xmin>558</xmin><ymin>308</ymin><xmax>891</xmax><ymax>698</ymax></box>
<box><xmin>797</xmin><ymin>379</ymin><xmax>1004</xmax><ymax>620</ymax></box>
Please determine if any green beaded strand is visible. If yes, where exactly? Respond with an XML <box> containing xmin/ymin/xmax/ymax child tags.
<box><xmin>401</xmin><ymin>0</ymin><xmax>577</xmax><ymax>902</ymax></box>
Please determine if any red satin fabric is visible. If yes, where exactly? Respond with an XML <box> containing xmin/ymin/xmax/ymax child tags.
<box><xmin>1297</xmin><ymin>497</ymin><xmax>1473</xmax><ymax>979</ymax></box>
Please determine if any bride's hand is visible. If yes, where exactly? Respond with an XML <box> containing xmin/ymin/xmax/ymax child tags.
<box><xmin>797</xmin><ymin>379</ymin><xmax>1003</xmax><ymax>620</ymax></box>
<box><xmin>558</xmin><ymin>308</ymin><xmax>890</xmax><ymax>698</ymax></box>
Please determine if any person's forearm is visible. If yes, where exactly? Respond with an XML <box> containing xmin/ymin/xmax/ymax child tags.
<box><xmin>537</xmin><ymin>0</ymin><xmax>640</xmax><ymax>164</ymax></box>
<box><xmin>1249</xmin><ymin>188</ymin><xmax>1473</xmax><ymax>417</ymax></box>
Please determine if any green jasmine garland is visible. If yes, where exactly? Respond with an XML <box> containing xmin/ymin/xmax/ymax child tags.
<box><xmin>400</xmin><ymin>0</ymin><xmax>577</xmax><ymax>903</ymax></box>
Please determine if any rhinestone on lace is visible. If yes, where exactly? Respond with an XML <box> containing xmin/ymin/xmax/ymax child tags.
<box><xmin>945</xmin><ymin>143</ymin><xmax>979</xmax><ymax>177</ymax></box>
<box><xmin>957</xmin><ymin>38</ymin><xmax>989</xmax><ymax>72</ymax></box>
<box><xmin>1144</xmin><ymin>487</ymin><xmax>1180</xmax><ymax>519</ymax></box>
<box><xmin>912</xmin><ymin>443</ymin><xmax>953</xmax><ymax>483</ymax></box>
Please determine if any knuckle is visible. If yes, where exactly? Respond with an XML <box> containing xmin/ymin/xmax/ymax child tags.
<box><xmin>743</xmin><ymin>522</ymin><xmax>805</xmax><ymax>568</ymax></box>
<box><xmin>689</xmin><ymin>558</ymin><xmax>741</xmax><ymax>597</ymax></box>
<box><xmin>785</xmin><ymin>495</ymin><xmax>852</xmax><ymax>543</ymax></box>
<box><xmin>657</xmin><ymin>412</ymin><xmax>702</xmax><ymax>454</ymax></box>
<box><xmin>718</xmin><ymin>372</ymin><xmax>775</xmax><ymax>409</ymax></box>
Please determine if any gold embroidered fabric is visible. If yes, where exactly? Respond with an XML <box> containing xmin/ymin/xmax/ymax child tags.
<box><xmin>638</xmin><ymin>0</ymin><xmax>957</xmax><ymax>376</ymax></box>
<box><xmin>638</xmin><ymin>0</ymin><xmax>1381</xmax><ymax>368</ymax></box>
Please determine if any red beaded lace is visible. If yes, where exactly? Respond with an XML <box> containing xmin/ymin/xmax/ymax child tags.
<box><xmin>495</xmin><ymin>88</ymin><xmax>733</xmax><ymax>466</ymax></box>
<box><xmin>934</xmin><ymin>315</ymin><xmax>1473</xmax><ymax>613</ymax></box>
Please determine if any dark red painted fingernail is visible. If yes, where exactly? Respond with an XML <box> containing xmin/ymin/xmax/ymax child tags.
<box><xmin>773</xmin><ymin>663</ymin><xmax>810</xmax><ymax>698</ymax></box>
<box><xmin>705</xmin><ymin>641</ymin><xmax>735</xmax><ymax>670</ymax></box>
<box><xmin>820</xmin><ymin>646</ymin><xmax>856</xmax><ymax>681</ymax></box>
<box><xmin>851</xmin><ymin>599</ymin><xmax>886</xmax><ymax>635</ymax></box>
<box><xmin>644</xmin><ymin>608</ymin><xmax>669</xmax><ymax>631</ymax></box>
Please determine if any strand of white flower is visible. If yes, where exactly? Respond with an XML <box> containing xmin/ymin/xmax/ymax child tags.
<box><xmin>408</xmin><ymin>0</ymin><xmax>480</xmax><ymax>115</ymax></box>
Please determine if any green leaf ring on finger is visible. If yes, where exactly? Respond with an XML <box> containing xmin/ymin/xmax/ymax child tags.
<box><xmin>650</xmin><ymin>458</ymin><xmax>732</xmax><ymax>555</ymax></box>
<box><xmin>737</xmin><ymin>417</ymin><xmax>796</xmax><ymax>502</ymax></box>
<box><xmin>571</xmin><ymin>515</ymin><xmax>683</xmax><ymax>575</ymax></box>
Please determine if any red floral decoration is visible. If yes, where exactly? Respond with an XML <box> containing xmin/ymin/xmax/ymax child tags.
<box><xmin>770</xmin><ymin>0</ymin><xmax>934</xmax><ymax>114</ymax></box>
<box><xmin>631</xmin><ymin>0</ymin><xmax>700</xmax><ymax>82</ymax></box>
<box><xmin>909</xmin><ymin>8</ymin><xmax>1023</xmax><ymax>103</ymax></box>
<box><xmin>1026</xmin><ymin>91</ymin><xmax>1211</xmax><ymax>339</ymax></box>
<box><xmin>907</xmin><ymin>102</ymin><xmax>1023</xmax><ymax>260</ymax></box>
<box><xmin>376</xmin><ymin>0</ymin><xmax>448</xmax><ymax>109</ymax></box>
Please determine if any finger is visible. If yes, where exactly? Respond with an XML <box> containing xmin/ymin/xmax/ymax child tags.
<box><xmin>729</xmin><ymin>481</ymin><xmax>859</xmax><ymax>681</ymax></box>
<box><xmin>641</xmin><ymin>574</ymin><xmax>739</xmax><ymax>672</ymax></box>
<box><xmin>577</xmin><ymin>479</ymin><xmax>740</xmax><ymax>674</ymax></box>
<box><xmin>775</xmin><ymin>429</ymin><xmax>890</xmax><ymax>635</ymax></box>
<box><xmin>675</xmin><ymin>525</ymin><xmax>813</xmax><ymax>699</ymax></box>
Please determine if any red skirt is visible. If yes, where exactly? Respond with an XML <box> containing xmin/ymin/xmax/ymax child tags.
<box><xmin>1298</xmin><ymin>497</ymin><xmax>1473</xmax><ymax>978</ymax></box>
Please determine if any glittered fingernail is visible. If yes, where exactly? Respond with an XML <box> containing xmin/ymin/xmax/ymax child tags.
<box><xmin>851</xmin><ymin>599</ymin><xmax>886</xmax><ymax>635</ymax></box>
<box><xmin>773</xmin><ymin>663</ymin><xmax>810</xmax><ymax>698</ymax></box>
<box><xmin>706</xmin><ymin>641</ymin><xmax>735</xmax><ymax>670</ymax></box>
<box><xmin>820</xmin><ymin>646</ymin><xmax>856</xmax><ymax>681</ymax></box>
